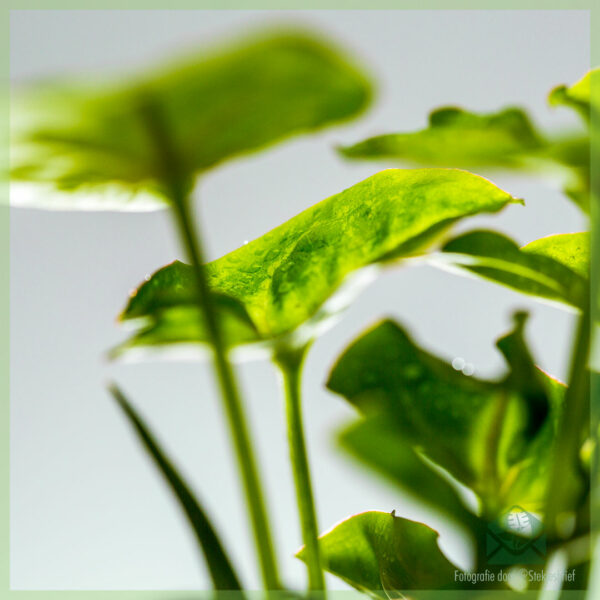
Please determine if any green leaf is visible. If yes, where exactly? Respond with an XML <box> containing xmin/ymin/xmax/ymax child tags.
<box><xmin>547</xmin><ymin>69</ymin><xmax>596</xmax><ymax>212</ymax></box>
<box><xmin>115</xmin><ymin>169</ymin><xmax>519</xmax><ymax>356</ymax></box>
<box><xmin>113</xmin><ymin>268</ymin><xmax>262</xmax><ymax>359</ymax></box>
<box><xmin>340</xmin><ymin>416</ymin><xmax>480</xmax><ymax>530</ymax></box>
<box><xmin>327</xmin><ymin>315</ymin><xmax>557</xmax><ymax>516</ymax></box>
<box><xmin>499</xmin><ymin>373</ymin><xmax>567</xmax><ymax>512</ymax></box>
<box><xmin>434</xmin><ymin>230</ymin><xmax>589</xmax><ymax>309</ymax></box>
<box><xmin>109</xmin><ymin>384</ymin><xmax>243</xmax><ymax>591</ymax></box>
<box><xmin>10</xmin><ymin>28</ymin><xmax>372</xmax><ymax>210</ymax></box>
<box><xmin>536</xmin><ymin>135</ymin><xmax>590</xmax><ymax>212</ymax></box>
<box><xmin>522</xmin><ymin>231</ymin><xmax>590</xmax><ymax>278</ymax></box>
<box><xmin>549</xmin><ymin>69</ymin><xmax>597</xmax><ymax>123</ymax></box>
<box><xmin>297</xmin><ymin>511</ymin><xmax>457</xmax><ymax>597</ymax></box>
<box><xmin>337</xmin><ymin>104</ymin><xmax>590</xmax><ymax>213</ymax></box>
<box><xmin>338</xmin><ymin>107</ymin><xmax>546</xmax><ymax>168</ymax></box>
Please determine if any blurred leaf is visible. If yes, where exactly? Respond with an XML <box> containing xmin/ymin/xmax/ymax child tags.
<box><xmin>339</xmin><ymin>107</ymin><xmax>546</xmax><ymax>168</ymax></box>
<box><xmin>327</xmin><ymin>315</ymin><xmax>556</xmax><ymax>515</ymax></box>
<box><xmin>297</xmin><ymin>511</ymin><xmax>457</xmax><ymax>597</ymax></box>
<box><xmin>110</xmin><ymin>385</ymin><xmax>243</xmax><ymax>591</ymax></box>
<box><xmin>340</xmin><ymin>416</ymin><xmax>480</xmax><ymax>530</ymax></box>
<box><xmin>115</xmin><ymin>169</ymin><xmax>519</xmax><ymax>356</ymax></box>
<box><xmin>338</xmin><ymin>103</ymin><xmax>590</xmax><ymax>213</ymax></box>
<box><xmin>501</xmin><ymin>373</ymin><xmax>569</xmax><ymax>513</ymax></box>
<box><xmin>549</xmin><ymin>69</ymin><xmax>597</xmax><ymax>123</ymax></box>
<box><xmin>537</xmin><ymin>135</ymin><xmax>590</xmax><ymax>213</ymax></box>
<box><xmin>549</xmin><ymin>69</ymin><xmax>596</xmax><ymax>212</ymax></box>
<box><xmin>495</xmin><ymin>312</ymin><xmax>549</xmax><ymax>439</ymax></box>
<box><xmin>434</xmin><ymin>230</ymin><xmax>589</xmax><ymax>309</ymax></box>
<box><xmin>10</xmin><ymin>28</ymin><xmax>372</xmax><ymax>210</ymax></box>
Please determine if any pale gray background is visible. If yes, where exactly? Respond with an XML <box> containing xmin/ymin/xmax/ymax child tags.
<box><xmin>10</xmin><ymin>9</ymin><xmax>589</xmax><ymax>591</ymax></box>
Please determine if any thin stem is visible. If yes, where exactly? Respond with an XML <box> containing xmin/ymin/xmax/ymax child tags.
<box><xmin>545</xmin><ymin>290</ymin><xmax>591</xmax><ymax>539</ymax></box>
<box><xmin>173</xmin><ymin>200</ymin><xmax>281</xmax><ymax>590</ymax></box>
<box><xmin>275</xmin><ymin>344</ymin><xmax>325</xmax><ymax>594</ymax></box>
<box><xmin>138</xmin><ymin>95</ymin><xmax>280</xmax><ymax>591</ymax></box>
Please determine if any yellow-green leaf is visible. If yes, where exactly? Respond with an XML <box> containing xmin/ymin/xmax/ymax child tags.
<box><xmin>115</xmin><ymin>169</ymin><xmax>519</xmax><ymax>357</ymax></box>
<box><xmin>434</xmin><ymin>230</ymin><xmax>589</xmax><ymax>309</ymax></box>
<box><xmin>10</xmin><ymin>29</ymin><xmax>372</xmax><ymax>210</ymax></box>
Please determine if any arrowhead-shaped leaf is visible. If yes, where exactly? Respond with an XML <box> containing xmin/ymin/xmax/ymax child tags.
<box><xmin>10</xmin><ymin>29</ymin><xmax>372</xmax><ymax>210</ymax></box>
<box><xmin>327</xmin><ymin>315</ymin><xmax>560</xmax><ymax>516</ymax></box>
<box><xmin>114</xmin><ymin>169</ymin><xmax>519</xmax><ymax>358</ymax></box>
<box><xmin>296</xmin><ymin>511</ymin><xmax>458</xmax><ymax>597</ymax></box>
<box><xmin>433</xmin><ymin>230</ymin><xmax>589</xmax><ymax>309</ymax></box>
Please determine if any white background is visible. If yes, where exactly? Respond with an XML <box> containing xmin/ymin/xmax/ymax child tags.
<box><xmin>10</xmin><ymin>9</ymin><xmax>589</xmax><ymax>590</ymax></box>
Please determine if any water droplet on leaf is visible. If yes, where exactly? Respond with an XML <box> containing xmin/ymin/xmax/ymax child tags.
<box><xmin>452</xmin><ymin>357</ymin><xmax>465</xmax><ymax>370</ymax></box>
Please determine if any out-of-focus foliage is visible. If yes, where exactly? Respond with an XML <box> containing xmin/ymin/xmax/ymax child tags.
<box><xmin>339</xmin><ymin>107</ymin><xmax>546</xmax><ymax>168</ymax></box>
<box><xmin>10</xmin><ymin>29</ymin><xmax>372</xmax><ymax>210</ymax></box>
<box><xmin>110</xmin><ymin>385</ymin><xmax>243</xmax><ymax>591</ymax></box>
<box><xmin>549</xmin><ymin>68</ymin><xmax>598</xmax><ymax>123</ymax></box>
<box><xmin>338</xmin><ymin>76</ymin><xmax>593</xmax><ymax>213</ymax></box>
<box><xmin>328</xmin><ymin>314</ymin><xmax>567</xmax><ymax>519</ymax></box>
<box><xmin>319</xmin><ymin>314</ymin><xmax>594</xmax><ymax>592</ymax></box>
<box><xmin>13</xmin><ymin>21</ymin><xmax>594</xmax><ymax>593</ymax></box>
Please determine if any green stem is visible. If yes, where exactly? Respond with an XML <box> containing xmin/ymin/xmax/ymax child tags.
<box><xmin>139</xmin><ymin>95</ymin><xmax>280</xmax><ymax>591</ymax></box>
<box><xmin>545</xmin><ymin>292</ymin><xmax>591</xmax><ymax>539</ymax></box>
<box><xmin>275</xmin><ymin>344</ymin><xmax>325</xmax><ymax>594</ymax></box>
<box><xmin>481</xmin><ymin>390</ymin><xmax>510</xmax><ymax>517</ymax></box>
<box><xmin>173</xmin><ymin>199</ymin><xmax>281</xmax><ymax>590</ymax></box>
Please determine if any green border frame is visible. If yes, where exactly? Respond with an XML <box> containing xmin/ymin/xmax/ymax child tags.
<box><xmin>2</xmin><ymin>3</ymin><xmax>597</xmax><ymax>599</ymax></box>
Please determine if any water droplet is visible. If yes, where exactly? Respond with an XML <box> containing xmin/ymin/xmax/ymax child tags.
<box><xmin>462</xmin><ymin>363</ymin><xmax>475</xmax><ymax>376</ymax></box>
<box><xmin>243</xmin><ymin>240</ymin><xmax>249</xmax><ymax>245</ymax></box>
<box><xmin>144</xmin><ymin>274</ymin><xmax>151</xmax><ymax>281</ymax></box>
<box><xmin>452</xmin><ymin>357</ymin><xmax>465</xmax><ymax>370</ymax></box>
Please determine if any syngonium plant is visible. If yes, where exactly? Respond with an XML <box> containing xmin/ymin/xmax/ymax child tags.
<box><xmin>10</xmin><ymin>22</ymin><xmax>597</xmax><ymax>599</ymax></box>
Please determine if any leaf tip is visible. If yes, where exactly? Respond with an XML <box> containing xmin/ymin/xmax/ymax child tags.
<box><xmin>335</xmin><ymin>143</ymin><xmax>352</xmax><ymax>158</ymax></box>
<box><xmin>106</xmin><ymin>381</ymin><xmax>122</xmax><ymax>401</ymax></box>
<box><xmin>548</xmin><ymin>84</ymin><xmax>568</xmax><ymax>107</ymax></box>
